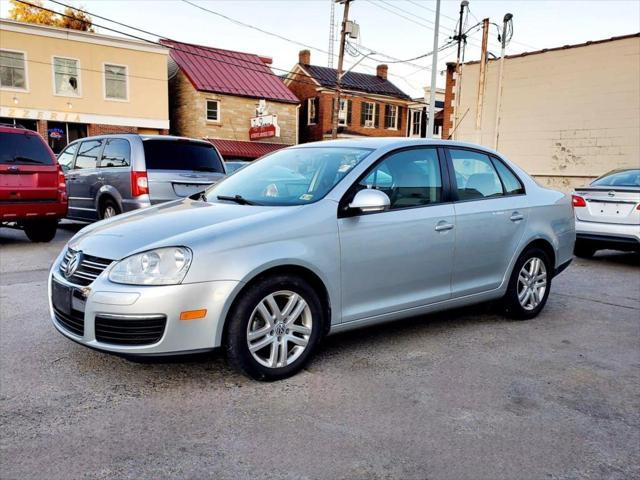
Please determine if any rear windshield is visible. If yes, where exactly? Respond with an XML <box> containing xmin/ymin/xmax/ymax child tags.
<box><xmin>591</xmin><ymin>169</ymin><xmax>640</xmax><ymax>188</ymax></box>
<box><xmin>142</xmin><ymin>140</ymin><xmax>224</xmax><ymax>173</ymax></box>
<box><xmin>0</xmin><ymin>131</ymin><xmax>53</xmax><ymax>165</ymax></box>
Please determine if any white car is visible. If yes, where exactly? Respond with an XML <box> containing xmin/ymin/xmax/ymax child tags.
<box><xmin>572</xmin><ymin>168</ymin><xmax>640</xmax><ymax>257</ymax></box>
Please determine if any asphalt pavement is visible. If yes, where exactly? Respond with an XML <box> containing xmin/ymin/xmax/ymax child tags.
<box><xmin>1</xmin><ymin>225</ymin><xmax>639</xmax><ymax>480</ymax></box>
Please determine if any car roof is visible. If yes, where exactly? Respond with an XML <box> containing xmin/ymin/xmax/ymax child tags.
<box><xmin>65</xmin><ymin>133</ymin><xmax>212</xmax><ymax>145</ymax></box>
<box><xmin>0</xmin><ymin>124</ymin><xmax>38</xmax><ymax>135</ymax></box>
<box><xmin>291</xmin><ymin>137</ymin><xmax>505</xmax><ymax>156</ymax></box>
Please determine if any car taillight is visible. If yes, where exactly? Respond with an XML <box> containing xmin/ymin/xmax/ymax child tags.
<box><xmin>572</xmin><ymin>194</ymin><xmax>586</xmax><ymax>208</ymax></box>
<box><xmin>57</xmin><ymin>166</ymin><xmax>67</xmax><ymax>201</ymax></box>
<box><xmin>131</xmin><ymin>171</ymin><xmax>148</xmax><ymax>197</ymax></box>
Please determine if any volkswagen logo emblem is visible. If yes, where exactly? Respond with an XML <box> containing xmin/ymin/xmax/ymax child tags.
<box><xmin>65</xmin><ymin>251</ymin><xmax>82</xmax><ymax>278</ymax></box>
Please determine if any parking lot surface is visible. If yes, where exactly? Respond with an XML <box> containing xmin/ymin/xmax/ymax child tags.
<box><xmin>1</xmin><ymin>225</ymin><xmax>639</xmax><ymax>480</ymax></box>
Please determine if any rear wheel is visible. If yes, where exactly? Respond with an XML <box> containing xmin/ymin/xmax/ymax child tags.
<box><xmin>225</xmin><ymin>274</ymin><xmax>323</xmax><ymax>381</ymax></box>
<box><xmin>23</xmin><ymin>220</ymin><xmax>58</xmax><ymax>242</ymax></box>
<box><xmin>100</xmin><ymin>199</ymin><xmax>120</xmax><ymax>220</ymax></box>
<box><xmin>502</xmin><ymin>247</ymin><xmax>552</xmax><ymax>320</ymax></box>
<box><xmin>574</xmin><ymin>241</ymin><xmax>596</xmax><ymax>258</ymax></box>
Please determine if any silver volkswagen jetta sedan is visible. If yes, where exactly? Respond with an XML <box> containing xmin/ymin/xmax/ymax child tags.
<box><xmin>49</xmin><ymin>139</ymin><xmax>575</xmax><ymax>380</ymax></box>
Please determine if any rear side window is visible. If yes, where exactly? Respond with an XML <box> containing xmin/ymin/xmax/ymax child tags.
<box><xmin>449</xmin><ymin>148</ymin><xmax>502</xmax><ymax>200</ymax></box>
<box><xmin>492</xmin><ymin>158</ymin><xmax>524</xmax><ymax>195</ymax></box>
<box><xmin>100</xmin><ymin>138</ymin><xmax>130</xmax><ymax>168</ymax></box>
<box><xmin>74</xmin><ymin>140</ymin><xmax>103</xmax><ymax>170</ymax></box>
<box><xmin>142</xmin><ymin>140</ymin><xmax>224</xmax><ymax>172</ymax></box>
<box><xmin>57</xmin><ymin>143</ymin><xmax>78</xmax><ymax>171</ymax></box>
<box><xmin>591</xmin><ymin>169</ymin><xmax>640</xmax><ymax>187</ymax></box>
<box><xmin>0</xmin><ymin>131</ymin><xmax>53</xmax><ymax>165</ymax></box>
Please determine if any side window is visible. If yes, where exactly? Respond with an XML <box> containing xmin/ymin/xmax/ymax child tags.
<box><xmin>57</xmin><ymin>143</ymin><xmax>77</xmax><ymax>171</ymax></box>
<box><xmin>74</xmin><ymin>140</ymin><xmax>103</xmax><ymax>170</ymax></box>
<box><xmin>358</xmin><ymin>148</ymin><xmax>442</xmax><ymax>210</ymax></box>
<box><xmin>449</xmin><ymin>148</ymin><xmax>503</xmax><ymax>200</ymax></box>
<box><xmin>100</xmin><ymin>138</ymin><xmax>130</xmax><ymax>168</ymax></box>
<box><xmin>492</xmin><ymin>158</ymin><xmax>524</xmax><ymax>195</ymax></box>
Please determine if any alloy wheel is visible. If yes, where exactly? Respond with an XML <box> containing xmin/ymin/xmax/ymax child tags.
<box><xmin>517</xmin><ymin>257</ymin><xmax>547</xmax><ymax>311</ymax></box>
<box><xmin>246</xmin><ymin>290</ymin><xmax>313</xmax><ymax>368</ymax></box>
<box><xmin>103</xmin><ymin>206</ymin><xmax>117</xmax><ymax>218</ymax></box>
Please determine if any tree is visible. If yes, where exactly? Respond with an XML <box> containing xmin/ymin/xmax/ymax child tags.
<box><xmin>8</xmin><ymin>0</ymin><xmax>94</xmax><ymax>32</ymax></box>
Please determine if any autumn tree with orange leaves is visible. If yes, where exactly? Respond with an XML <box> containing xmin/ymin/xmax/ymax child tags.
<box><xmin>8</xmin><ymin>0</ymin><xmax>94</xmax><ymax>31</ymax></box>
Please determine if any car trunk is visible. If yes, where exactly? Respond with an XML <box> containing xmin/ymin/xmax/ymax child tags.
<box><xmin>574</xmin><ymin>187</ymin><xmax>640</xmax><ymax>225</ymax></box>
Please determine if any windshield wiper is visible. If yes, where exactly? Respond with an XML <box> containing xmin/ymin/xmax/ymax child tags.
<box><xmin>9</xmin><ymin>156</ymin><xmax>43</xmax><ymax>164</ymax></box>
<box><xmin>191</xmin><ymin>166</ymin><xmax>219</xmax><ymax>172</ymax></box>
<box><xmin>216</xmin><ymin>194</ymin><xmax>260</xmax><ymax>206</ymax></box>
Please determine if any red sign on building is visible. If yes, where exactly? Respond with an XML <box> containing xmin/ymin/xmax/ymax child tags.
<box><xmin>249</xmin><ymin>113</ymin><xmax>280</xmax><ymax>140</ymax></box>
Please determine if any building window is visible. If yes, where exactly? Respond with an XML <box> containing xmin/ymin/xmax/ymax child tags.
<box><xmin>410</xmin><ymin>109</ymin><xmax>422</xmax><ymax>137</ymax></box>
<box><xmin>361</xmin><ymin>101</ymin><xmax>375</xmax><ymax>128</ymax></box>
<box><xmin>307</xmin><ymin>97</ymin><xmax>317</xmax><ymax>125</ymax></box>
<box><xmin>0</xmin><ymin>50</ymin><xmax>27</xmax><ymax>90</ymax></box>
<box><xmin>206</xmin><ymin>100</ymin><xmax>220</xmax><ymax>122</ymax></box>
<box><xmin>338</xmin><ymin>99</ymin><xmax>348</xmax><ymax>126</ymax></box>
<box><xmin>53</xmin><ymin>57</ymin><xmax>80</xmax><ymax>96</ymax></box>
<box><xmin>384</xmin><ymin>105</ymin><xmax>398</xmax><ymax>129</ymax></box>
<box><xmin>104</xmin><ymin>63</ymin><xmax>127</xmax><ymax>100</ymax></box>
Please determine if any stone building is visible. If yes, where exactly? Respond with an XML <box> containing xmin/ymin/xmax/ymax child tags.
<box><xmin>163</xmin><ymin>39</ymin><xmax>300</xmax><ymax>161</ymax></box>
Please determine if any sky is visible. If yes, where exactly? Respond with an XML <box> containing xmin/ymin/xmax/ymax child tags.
<box><xmin>2</xmin><ymin>0</ymin><xmax>639</xmax><ymax>97</ymax></box>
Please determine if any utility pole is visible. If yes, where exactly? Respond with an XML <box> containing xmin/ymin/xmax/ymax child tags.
<box><xmin>426</xmin><ymin>0</ymin><xmax>441</xmax><ymax>138</ymax></box>
<box><xmin>451</xmin><ymin>0</ymin><xmax>468</xmax><ymax>139</ymax></box>
<box><xmin>475</xmin><ymin>18</ymin><xmax>489</xmax><ymax>129</ymax></box>
<box><xmin>493</xmin><ymin>13</ymin><xmax>512</xmax><ymax>149</ymax></box>
<box><xmin>331</xmin><ymin>0</ymin><xmax>351</xmax><ymax>139</ymax></box>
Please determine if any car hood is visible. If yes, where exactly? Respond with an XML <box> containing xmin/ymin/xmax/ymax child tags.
<box><xmin>68</xmin><ymin>198</ymin><xmax>294</xmax><ymax>260</ymax></box>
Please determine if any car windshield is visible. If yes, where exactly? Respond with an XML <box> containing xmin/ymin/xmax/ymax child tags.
<box><xmin>591</xmin><ymin>169</ymin><xmax>640</xmax><ymax>188</ymax></box>
<box><xmin>0</xmin><ymin>131</ymin><xmax>53</xmax><ymax>165</ymax></box>
<box><xmin>206</xmin><ymin>147</ymin><xmax>371</xmax><ymax>206</ymax></box>
<box><xmin>142</xmin><ymin>139</ymin><xmax>224</xmax><ymax>172</ymax></box>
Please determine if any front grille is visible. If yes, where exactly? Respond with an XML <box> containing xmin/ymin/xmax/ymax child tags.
<box><xmin>95</xmin><ymin>315</ymin><xmax>167</xmax><ymax>346</ymax></box>
<box><xmin>60</xmin><ymin>249</ymin><xmax>113</xmax><ymax>286</ymax></box>
<box><xmin>53</xmin><ymin>306</ymin><xmax>85</xmax><ymax>336</ymax></box>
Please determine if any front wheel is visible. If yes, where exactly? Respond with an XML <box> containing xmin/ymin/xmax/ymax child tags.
<box><xmin>225</xmin><ymin>274</ymin><xmax>324</xmax><ymax>381</ymax></box>
<box><xmin>502</xmin><ymin>247</ymin><xmax>552</xmax><ymax>320</ymax></box>
<box><xmin>23</xmin><ymin>220</ymin><xmax>58</xmax><ymax>242</ymax></box>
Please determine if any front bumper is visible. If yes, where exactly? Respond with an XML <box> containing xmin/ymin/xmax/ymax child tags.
<box><xmin>575</xmin><ymin>219</ymin><xmax>640</xmax><ymax>251</ymax></box>
<box><xmin>48</xmin><ymin>252</ymin><xmax>240</xmax><ymax>356</ymax></box>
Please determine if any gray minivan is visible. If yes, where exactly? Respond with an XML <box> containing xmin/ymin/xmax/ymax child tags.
<box><xmin>56</xmin><ymin>134</ymin><xmax>226</xmax><ymax>221</ymax></box>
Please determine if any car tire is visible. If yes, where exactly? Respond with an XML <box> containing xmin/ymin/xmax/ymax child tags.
<box><xmin>574</xmin><ymin>242</ymin><xmax>596</xmax><ymax>258</ymax></box>
<box><xmin>225</xmin><ymin>274</ymin><xmax>324</xmax><ymax>381</ymax></box>
<box><xmin>100</xmin><ymin>199</ymin><xmax>120</xmax><ymax>220</ymax></box>
<box><xmin>23</xmin><ymin>220</ymin><xmax>58</xmax><ymax>243</ymax></box>
<box><xmin>502</xmin><ymin>247</ymin><xmax>552</xmax><ymax>320</ymax></box>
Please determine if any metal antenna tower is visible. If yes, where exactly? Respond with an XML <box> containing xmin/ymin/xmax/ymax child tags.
<box><xmin>328</xmin><ymin>0</ymin><xmax>336</xmax><ymax>67</ymax></box>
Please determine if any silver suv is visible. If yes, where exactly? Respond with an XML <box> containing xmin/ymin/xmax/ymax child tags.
<box><xmin>56</xmin><ymin>134</ymin><xmax>225</xmax><ymax>221</ymax></box>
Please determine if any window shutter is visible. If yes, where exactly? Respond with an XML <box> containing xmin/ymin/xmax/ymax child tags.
<box><xmin>360</xmin><ymin>101</ymin><xmax>366</xmax><ymax>127</ymax></box>
<box><xmin>347</xmin><ymin>99</ymin><xmax>352</xmax><ymax>126</ymax></box>
<box><xmin>374</xmin><ymin>103</ymin><xmax>380</xmax><ymax>128</ymax></box>
<box><xmin>384</xmin><ymin>105</ymin><xmax>390</xmax><ymax>129</ymax></box>
<box><xmin>314</xmin><ymin>97</ymin><xmax>319</xmax><ymax>123</ymax></box>
<box><xmin>397</xmin><ymin>106</ymin><xmax>403</xmax><ymax>132</ymax></box>
<box><xmin>302</xmin><ymin>98</ymin><xmax>308</xmax><ymax>125</ymax></box>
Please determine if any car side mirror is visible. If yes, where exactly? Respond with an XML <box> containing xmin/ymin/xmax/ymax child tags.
<box><xmin>348</xmin><ymin>189</ymin><xmax>390</xmax><ymax>213</ymax></box>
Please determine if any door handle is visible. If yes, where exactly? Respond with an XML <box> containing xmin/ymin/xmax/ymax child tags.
<box><xmin>435</xmin><ymin>222</ymin><xmax>454</xmax><ymax>232</ymax></box>
<box><xmin>510</xmin><ymin>212</ymin><xmax>524</xmax><ymax>222</ymax></box>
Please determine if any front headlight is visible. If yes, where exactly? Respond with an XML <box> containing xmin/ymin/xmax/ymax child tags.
<box><xmin>109</xmin><ymin>247</ymin><xmax>192</xmax><ymax>285</ymax></box>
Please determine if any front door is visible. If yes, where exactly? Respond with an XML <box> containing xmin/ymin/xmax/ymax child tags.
<box><xmin>338</xmin><ymin>147</ymin><xmax>455</xmax><ymax>323</ymax></box>
<box><xmin>446</xmin><ymin>147</ymin><xmax>529</xmax><ymax>297</ymax></box>
<box><xmin>67</xmin><ymin>139</ymin><xmax>104</xmax><ymax>220</ymax></box>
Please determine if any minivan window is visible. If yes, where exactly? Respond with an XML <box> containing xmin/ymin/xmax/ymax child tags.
<box><xmin>0</xmin><ymin>132</ymin><xmax>53</xmax><ymax>165</ymax></box>
<box><xmin>57</xmin><ymin>143</ymin><xmax>77</xmax><ymax>171</ymax></box>
<box><xmin>492</xmin><ymin>158</ymin><xmax>524</xmax><ymax>195</ymax></box>
<box><xmin>74</xmin><ymin>140</ymin><xmax>103</xmax><ymax>170</ymax></box>
<box><xmin>450</xmin><ymin>148</ymin><xmax>503</xmax><ymax>200</ymax></box>
<box><xmin>142</xmin><ymin>140</ymin><xmax>224</xmax><ymax>172</ymax></box>
<box><xmin>100</xmin><ymin>138</ymin><xmax>130</xmax><ymax>168</ymax></box>
<box><xmin>360</xmin><ymin>148</ymin><xmax>442</xmax><ymax>209</ymax></box>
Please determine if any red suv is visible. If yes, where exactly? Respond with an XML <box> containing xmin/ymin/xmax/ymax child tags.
<box><xmin>0</xmin><ymin>125</ymin><xmax>67</xmax><ymax>242</ymax></box>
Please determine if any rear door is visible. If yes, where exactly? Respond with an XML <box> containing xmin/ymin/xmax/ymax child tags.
<box><xmin>67</xmin><ymin>139</ymin><xmax>104</xmax><ymax>220</ymax></box>
<box><xmin>98</xmin><ymin>138</ymin><xmax>132</xmax><ymax>201</ymax></box>
<box><xmin>0</xmin><ymin>130</ymin><xmax>58</xmax><ymax>205</ymax></box>
<box><xmin>142</xmin><ymin>139</ymin><xmax>226</xmax><ymax>204</ymax></box>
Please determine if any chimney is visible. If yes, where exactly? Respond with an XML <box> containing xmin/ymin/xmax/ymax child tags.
<box><xmin>299</xmin><ymin>49</ymin><xmax>311</xmax><ymax>65</ymax></box>
<box><xmin>376</xmin><ymin>64</ymin><xmax>388</xmax><ymax>80</ymax></box>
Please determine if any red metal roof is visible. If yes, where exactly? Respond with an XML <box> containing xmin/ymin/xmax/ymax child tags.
<box><xmin>208</xmin><ymin>139</ymin><xmax>290</xmax><ymax>160</ymax></box>
<box><xmin>162</xmin><ymin>39</ymin><xmax>299</xmax><ymax>104</ymax></box>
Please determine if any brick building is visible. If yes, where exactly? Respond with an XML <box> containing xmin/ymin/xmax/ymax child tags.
<box><xmin>284</xmin><ymin>50</ymin><xmax>412</xmax><ymax>142</ymax></box>
<box><xmin>0</xmin><ymin>19</ymin><xmax>169</xmax><ymax>153</ymax></box>
<box><xmin>442</xmin><ymin>33</ymin><xmax>640</xmax><ymax>189</ymax></box>
<box><xmin>163</xmin><ymin>39</ymin><xmax>300</xmax><ymax>161</ymax></box>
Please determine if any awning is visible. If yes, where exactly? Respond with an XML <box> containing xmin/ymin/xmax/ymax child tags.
<box><xmin>206</xmin><ymin>139</ymin><xmax>291</xmax><ymax>160</ymax></box>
